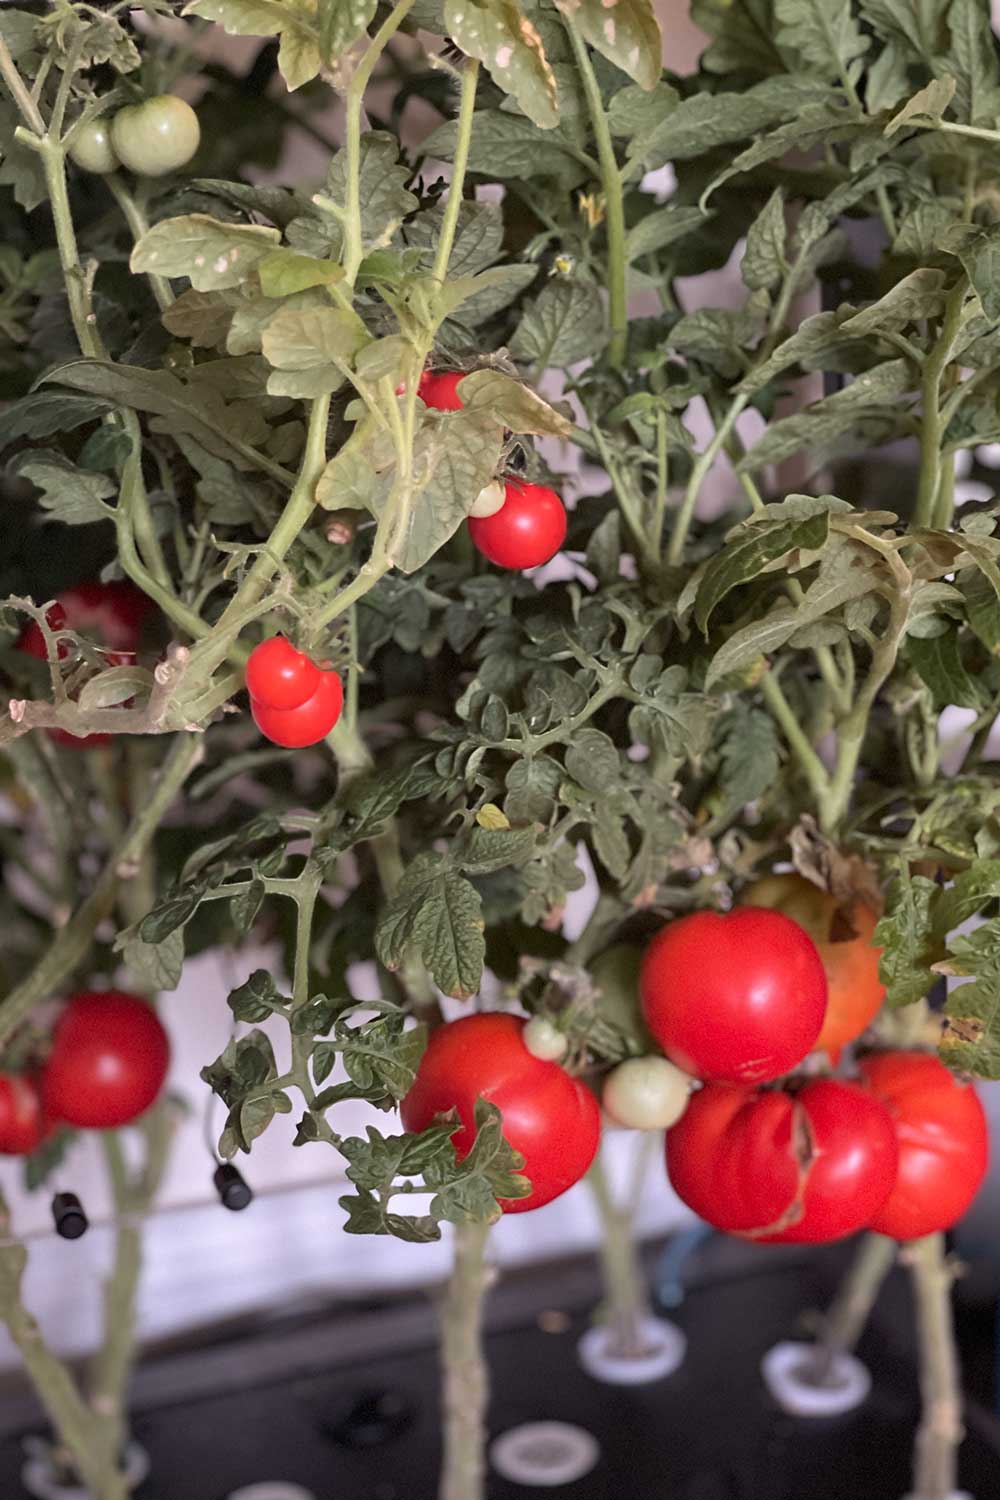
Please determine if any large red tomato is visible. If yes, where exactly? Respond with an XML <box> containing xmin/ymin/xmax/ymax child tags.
<box><xmin>858</xmin><ymin>1050</ymin><xmax>988</xmax><ymax>1240</ymax></box>
<box><xmin>400</xmin><ymin>1013</ymin><xmax>600</xmax><ymax>1212</ymax></box>
<box><xmin>0</xmin><ymin>1074</ymin><xmax>51</xmax><ymax>1155</ymax></box>
<box><xmin>43</xmin><ymin>991</ymin><xmax>170</xmax><ymax>1129</ymax></box>
<box><xmin>745</xmin><ymin>873</ymin><xmax>884</xmax><ymax>1059</ymax></box>
<box><xmin>18</xmin><ymin>582</ymin><xmax>154</xmax><ymax>747</ymax></box>
<box><xmin>418</xmin><ymin>370</ymin><xmax>465</xmax><ymax>411</ymax></box>
<box><xmin>666</xmin><ymin>1078</ymin><xmax>898</xmax><ymax>1244</ymax></box>
<box><xmin>639</xmin><ymin>908</ymin><xmax>828</xmax><ymax>1084</ymax></box>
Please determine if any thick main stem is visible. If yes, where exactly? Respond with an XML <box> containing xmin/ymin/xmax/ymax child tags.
<box><xmin>909</xmin><ymin>1233</ymin><xmax>963</xmax><ymax>1500</ymax></box>
<box><xmin>440</xmin><ymin>1222</ymin><xmax>491</xmax><ymax>1500</ymax></box>
<box><xmin>0</xmin><ymin>1193</ymin><xmax>126</xmax><ymax>1500</ymax></box>
<box><xmin>808</xmin><ymin>1232</ymin><xmax>896</xmax><ymax>1385</ymax></box>
<box><xmin>914</xmin><ymin>282</ymin><xmax>967</xmax><ymax>530</ymax></box>
<box><xmin>587</xmin><ymin>1151</ymin><xmax>650</xmax><ymax>1358</ymax></box>
<box><xmin>0</xmin><ymin>734</ymin><xmax>201</xmax><ymax>1047</ymax></box>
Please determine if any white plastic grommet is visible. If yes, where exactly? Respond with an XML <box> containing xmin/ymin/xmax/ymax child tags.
<box><xmin>761</xmin><ymin>1341</ymin><xmax>871</xmax><ymax>1417</ymax></box>
<box><xmin>226</xmin><ymin>1488</ymin><xmax>317</xmax><ymax>1500</ymax></box>
<box><xmin>22</xmin><ymin>1442</ymin><xmax>150</xmax><ymax>1499</ymax></box>
<box><xmin>578</xmin><ymin>1315</ymin><xmax>686</xmax><ymax>1385</ymax></box>
<box><xmin>490</xmin><ymin>1422</ymin><xmax>600</xmax><ymax>1486</ymax></box>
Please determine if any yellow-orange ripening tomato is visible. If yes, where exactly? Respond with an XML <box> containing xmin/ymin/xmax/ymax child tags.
<box><xmin>744</xmin><ymin>873</ymin><xmax>885</xmax><ymax>1060</ymax></box>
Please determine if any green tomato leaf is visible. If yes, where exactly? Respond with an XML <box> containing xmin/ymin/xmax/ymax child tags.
<box><xmin>554</xmin><ymin>0</ymin><xmax>661</xmax><ymax>90</ymax></box>
<box><xmin>510</xmin><ymin>278</ymin><xmax>607</xmax><ymax>370</ymax></box>
<box><xmin>114</xmin><ymin>925</ymin><xmax>185</xmax><ymax>993</ymax></box>
<box><xmin>875</xmin><ymin>868</ymin><xmax>941</xmax><ymax>1008</ymax></box>
<box><xmin>444</xmin><ymin>0</ymin><xmax>558</xmax><ymax>128</ymax></box>
<box><xmin>130</xmin><ymin>215</ymin><xmax>281</xmax><ymax>290</ymax></box>
<box><xmin>376</xmin><ymin>851</ymin><xmax>485</xmax><ymax>998</ymax></box>
<box><xmin>694</xmin><ymin>510</ymin><xmax>831</xmax><ymax>633</ymax></box>
<box><xmin>456</xmin><ymin>369</ymin><xmax>571</xmax><ymax>436</ymax></box>
<box><xmin>257</xmin><ymin>249</ymin><xmax>347</xmax><ymax>297</ymax></box>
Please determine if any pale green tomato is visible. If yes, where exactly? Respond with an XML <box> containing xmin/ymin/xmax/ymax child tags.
<box><xmin>68</xmin><ymin>120</ymin><xmax>119</xmax><ymax>176</ymax></box>
<box><xmin>602</xmin><ymin>1056</ymin><xmax>692</xmax><ymax>1130</ymax></box>
<box><xmin>111</xmin><ymin>96</ymin><xmax>200</xmax><ymax>178</ymax></box>
<box><xmin>523</xmin><ymin>1015</ymin><xmax>568</xmax><ymax>1062</ymax></box>
<box><xmin>470</xmin><ymin>479</ymin><xmax>506</xmax><ymax>518</ymax></box>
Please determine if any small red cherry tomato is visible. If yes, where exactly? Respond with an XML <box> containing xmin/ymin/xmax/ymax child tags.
<box><xmin>858</xmin><ymin>1050</ymin><xmax>989</xmax><ymax>1240</ymax></box>
<box><xmin>401</xmin><ymin>1013</ymin><xmax>600</xmax><ymax>1212</ymax></box>
<box><xmin>640</xmin><ymin>908</ymin><xmax>828</xmax><ymax>1084</ymax></box>
<box><xmin>666</xmin><ymin>1078</ymin><xmax>898</xmax><ymax>1244</ymax></box>
<box><xmin>18</xmin><ymin>581</ymin><xmax>154</xmax><ymax>748</ymax></box>
<box><xmin>250</xmin><ymin>669</ymin><xmax>343</xmax><ymax>747</ymax></box>
<box><xmin>43</xmin><ymin>991</ymin><xmax>170</xmax><ymax>1129</ymax></box>
<box><xmin>0</xmin><ymin>1074</ymin><xmax>51</xmax><ymax>1155</ymax></box>
<box><xmin>468</xmin><ymin>480</ymin><xmax>567</xmax><ymax>570</ymax></box>
<box><xmin>418</xmin><ymin>370</ymin><xmax>465</xmax><ymax>410</ymax></box>
<box><xmin>245</xmin><ymin>636</ymin><xmax>322</xmax><ymax>711</ymax></box>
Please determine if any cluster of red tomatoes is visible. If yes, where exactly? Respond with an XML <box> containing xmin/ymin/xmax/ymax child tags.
<box><xmin>0</xmin><ymin>992</ymin><xmax>169</xmax><ymax>1155</ymax></box>
<box><xmin>402</xmin><ymin>875</ymin><xmax>988</xmax><ymax>1242</ymax></box>
<box><xmin>245</xmin><ymin>634</ymin><xmax>344</xmax><ymax>747</ymax></box>
<box><xmin>643</xmin><ymin>891</ymin><xmax>988</xmax><ymax>1245</ymax></box>
<box><xmin>418</xmin><ymin>370</ymin><xmax>568</xmax><ymax>570</ymax></box>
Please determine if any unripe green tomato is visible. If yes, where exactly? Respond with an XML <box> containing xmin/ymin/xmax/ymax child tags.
<box><xmin>470</xmin><ymin>479</ymin><xmax>506</xmax><ymax>519</ymax></box>
<box><xmin>111</xmin><ymin>96</ymin><xmax>200</xmax><ymax>178</ymax></box>
<box><xmin>523</xmin><ymin>1015</ymin><xmax>568</xmax><ymax>1062</ymax></box>
<box><xmin>590</xmin><ymin>944</ymin><xmax>657</xmax><ymax>1054</ymax></box>
<box><xmin>603</xmin><ymin>1056</ymin><xmax>692</xmax><ymax>1130</ymax></box>
<box><xmin>68</xmin><ymin>120</ymin><xmax>120</xmax><ymax>175</ymax></box>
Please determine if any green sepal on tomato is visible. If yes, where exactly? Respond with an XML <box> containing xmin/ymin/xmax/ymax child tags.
<box><xmin>401</xmin><ymin>1013</ymin><xmax>600</xmax><ymax>1212</ymax></box>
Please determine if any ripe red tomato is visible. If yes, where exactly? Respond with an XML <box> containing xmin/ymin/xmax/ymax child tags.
<box><xmin>0</xmin><ymin>1074</ymin><xmax>51</xmax><ymax>1155</ymax></box>
<box><xmin>468</xmin><ymin>481</ymin><xmax>567</xmax><ymax>570</ymax></box>
<box><xmin>640</xmin><ymin>908</ymin><xmax>828</xmax><ymax>1084</ymax></box>
<box><xmin>666</xmin><ymin>1078</ymin><xmax>898</xmax><ymax>1244</ymax></box>
<box><xmin>43</xmin><ymin>991</ymin><xmax>169</xmax><ymax>1129</ymax></box>
<box><xmin>400</xmin><ymin>1013</ymin><xmax>600</xmax><ymax>1212</ymax></box>
<box><xmin>745</xmin><ymin>873</ymin><xmax>884</xmax><ymax>1060</ymax></box>
<box><xmin>250</xmin><ymin>669</ymin><xmax>343</xmax><ymax>747</ymax></box>
<box><xmin>418</xmin><ymin>370</ymin><xmax>465</xmax><ymax>411</ymax></box>
<box><xmin>18</xmin><ymin>581</ymin><xmax>154</xmax><ymax>747</ymax></box>
<box><xmin>858</xmin><ymin>1051</ymin><xmax>988</xmax><ymax>1240</ymax></box>
<box><xmin>245</xmin><ymin>636</ymin><xmax>321</xmax><ymax>711</ymax></box>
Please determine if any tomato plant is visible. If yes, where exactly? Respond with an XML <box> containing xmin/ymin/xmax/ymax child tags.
<box><xmin>746</xmin><ymin>873</ymin><xmax>884</xmax><ymax>1059</ymax></box>
<box><xmin>2</xmin><ymin>0</ymin><xmax>1000</xmax><ymax>1495</ymax></box>
<box><xmin>667</xmin><ymin>1079</ymin><xmax>898</xmax><ymax>1244</ymax></box>
<box><xmin>640</xmin><ymin>909</ymin><xmax>828</xmax><ymax>1084</ymax></box>
<box><xmin>858</xmin><ymin>1051</ymin><xmax>989</xmax><ymax>1241</ymax></box>
<box><xmin>467</xmin><ymin>480</ymin><xmax>567</xmax><ymax>569</ymax></box>
<box><xmin>401</xmin><ymin>1014</ymin><xmax>600</xmax><ymax>1212</ymax></box>
<box><xmin>43</xmin><ymin>992</ymin><xmax>170</xmax><ymax>1129</ymax></box>
<box><xmin>0</xmin><ymin>1073</ymin><xmax>50</xmax><ymax>1155</ymax></box>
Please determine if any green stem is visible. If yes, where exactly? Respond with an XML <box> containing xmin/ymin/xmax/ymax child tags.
<box><xmin>431</xmin><ymin>60</ymin><xmax>479</xmax><ymax>286</ymax></box>
<box><xmin>0</xmin><ymin>1192</ymin><xmax>124</xmax><ymax>1499</ymax></box>
<box><xmin>439</xmin><ymin>1222</ymin><xmax>492</xmax><ymax>1500</ymax></box>
<box><xmin>908</xmin><ymin>1233</ymin><xmax>963</xmax><ymax>1500</ymax></box>
<box><xmin>564</xmin><ymin>21</ymin><xmax>627</xmax><ymax>368</ymax></box>
<box><xmin>760</xmin><ymin>668</ymin><xmax>831</xmax><ymax>805</ymax></box>
<box><xmin>914</xmin><ymin>281</ymin><xmax>968</xmax><ymax>529</ymax></box>
<box><xmin>587</xmin><ymin>1150</ymin><xmax>651</xmax><ymax>1358</ymax></box>
<box><xmin>105</xmin><ymin>176</ymin><xmax>173</xmax><ymax>311</ymax></box>
<box><xmin>0</xmin><ymin>735</ymin><xmax>202</xmax><ymax>1047</ymax></box>
<box><xmin>668</xmin><ymin>393</ymin><xmax>749</xmax><ymax>566</ymax></box>
<box><xmin>808</xmin><ymin>1233</ymin><xmax>896</xmax><ymax>1385</ymax></box>
<box><xmin>343</xmin><ymin>0</ymin><xmax>416</xmax><ymax>286</ymax></box>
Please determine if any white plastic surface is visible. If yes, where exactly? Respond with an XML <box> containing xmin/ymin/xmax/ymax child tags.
<box><xmin>578</xmin><ymin>1315</ymin><xmax>686</xmax><ymax>1385</ymax></box>
<box><xmin>490</xmin><ymin>1422</ymin><xmax>600</xmax><ymax>1486</ymax></box>
<box><xmin>761</xmin><ymin>1341</ymin><xmax>872</xmax><ymax>1417</ymax></box>
<box><xmin>21</xmin><ymin>1442</ymin><xmax>149</xmax><ymax>1499</ymax></box>
<box><xmin>226</xmin><ymin>1486</ymin><xmax>317</xmax><ymax>1500</ymax></box>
